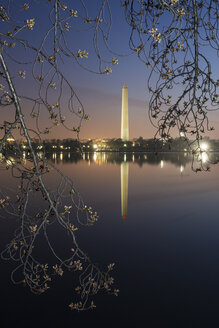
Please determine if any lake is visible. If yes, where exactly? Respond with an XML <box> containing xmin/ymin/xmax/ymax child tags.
<box><xmin>1</xmin><ymin>152</ymin><xmax>219</xmax><ymax>327</ymax></box>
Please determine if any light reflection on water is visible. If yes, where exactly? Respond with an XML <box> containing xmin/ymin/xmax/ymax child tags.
<box><xmin>43</xmin><ymin>150</ymin><xmax>219</xmax><ymax>169</ymax></box>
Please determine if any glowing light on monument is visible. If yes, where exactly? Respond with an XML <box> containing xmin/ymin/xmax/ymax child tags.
<box><xmin>121</xmin><ymin>83</ymin><xmax>129</xmax><ymax>141</ymax></box>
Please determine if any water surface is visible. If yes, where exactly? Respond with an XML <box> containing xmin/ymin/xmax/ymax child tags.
<box><xmin>1</xmin><ymin>152</ymin><xmax>219</xmax><ymax>327</ymax></box>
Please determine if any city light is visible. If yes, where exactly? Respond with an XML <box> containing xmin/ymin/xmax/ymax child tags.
<box><xmin>37</xmin><ymin>152</ymin><xmax>43</xmax><ymax>159</ymax></box>
<box><xmin>22</xmin><ymin>152</ymin><xmax>26</xmax><ymax>162</ymax></box>
<box><xmin>6</xmin><ymin>160</ymin><xmax>12</xmax><ymax>166</ymax></box>
<box><xmin>200</xmin><ymin>143</ymin><xmax>208</xmax><ymax>151</ymax></box>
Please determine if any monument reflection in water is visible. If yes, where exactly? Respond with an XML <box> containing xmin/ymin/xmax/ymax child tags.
<box><xmin>121</xmin><ymin>160</ymin><xmax>129</xmax><ymax>220</ymax></box>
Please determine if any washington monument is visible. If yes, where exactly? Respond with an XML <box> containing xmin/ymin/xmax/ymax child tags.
<box><xmin>121</xmin><ymin>83</ymin><xmax>129</xmax><ymax>141</ymax></box>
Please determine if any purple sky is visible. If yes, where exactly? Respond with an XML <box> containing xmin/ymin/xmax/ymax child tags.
<box><xmin>1</xmin><ymin>0</ymin><xmax>218</xmax><ymax>140</ymax></box>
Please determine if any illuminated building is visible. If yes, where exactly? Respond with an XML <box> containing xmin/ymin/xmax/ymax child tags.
<box><xmin>121</xmin><ymin>83</ymin><xmax>129</xmax><ymax>141</ymax></box>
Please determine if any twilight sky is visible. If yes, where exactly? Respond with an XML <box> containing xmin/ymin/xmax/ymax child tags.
<box><xmin>1</xmin><ymin>0</ymin><xmax>219</xmax><ymax>140</ymax></box>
